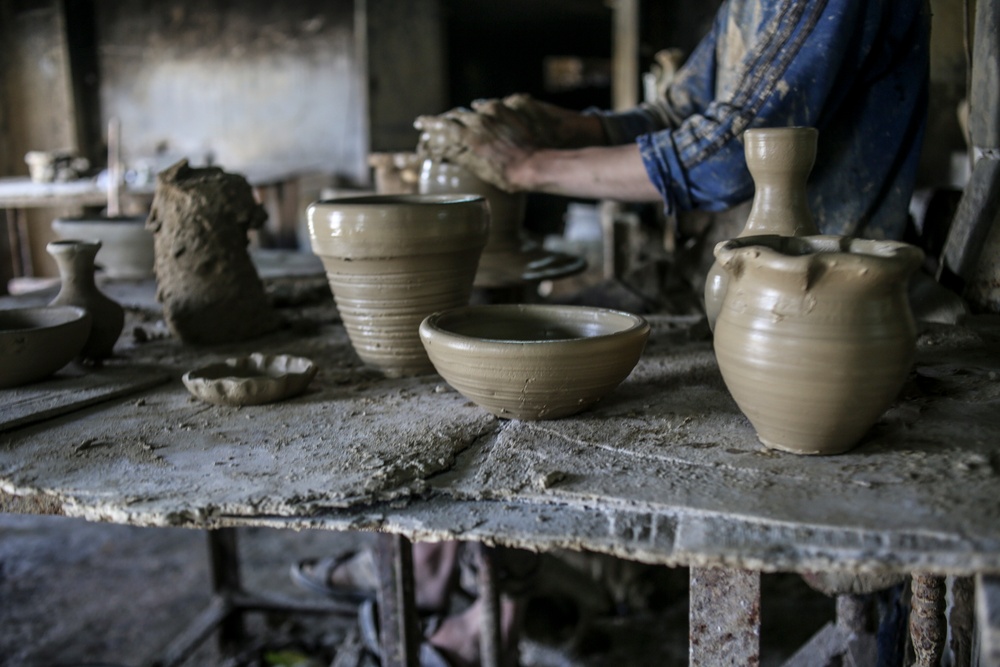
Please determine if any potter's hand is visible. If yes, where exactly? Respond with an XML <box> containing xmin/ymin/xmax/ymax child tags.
<box><xmin>414</xmin><ymin>105</ymin><xmax>535</xmax><ymax>192</ymax></box>
<box><xmin>414</xmin><ymin>109</ymin><xmax>469</xmax><ymax>163</ymax></box>
<box><xmin>474</xmin><ymin>94</ymin><xmax>605</xmax><ymax>149</ymax></box>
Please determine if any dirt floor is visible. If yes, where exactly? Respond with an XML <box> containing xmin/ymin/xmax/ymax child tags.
<box><xmin>0</xmin><ymin>507</ymin><xmax>834</xmax><ymax>667</ymax></box>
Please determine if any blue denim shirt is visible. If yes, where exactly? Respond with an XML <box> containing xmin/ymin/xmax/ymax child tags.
<box><xmin>592</xmin><ymin>0</ymin><xmax>930</xmax><ymax>240</ymax></box>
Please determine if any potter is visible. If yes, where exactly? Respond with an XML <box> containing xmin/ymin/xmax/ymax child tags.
<box><xmin>712</xmin><ymin>234</ymin><xmax>923</xmax><ymax>455</ymax></box>
<box><xmin>704</xmin><ymin>127</ymin><xmax>818</xmax><ymax>329</ymax></box>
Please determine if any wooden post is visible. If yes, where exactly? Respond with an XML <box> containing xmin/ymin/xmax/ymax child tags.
<box><xmin>689</xmin><ymin>567</ymin><xmax>760</xmax><ymax>667</ymax></box>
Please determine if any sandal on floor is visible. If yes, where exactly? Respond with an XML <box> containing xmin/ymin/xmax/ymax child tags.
<box><xmin>290</xmin><ymin>550</ymin><xmax>378</xmax><ymax>604</ymax></box>
<box><xmin>358</xmin><ymin>598</ymin><xmax>454</xmax><ymax>667</ymax></box>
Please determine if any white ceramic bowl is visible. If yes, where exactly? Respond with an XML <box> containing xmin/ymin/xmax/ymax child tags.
<box><xmin>419</xmin><ymin>304</ymin><xmax>650</xmax><ymax>420</ymax></box>
<box><xmin>0</xmin><ymin>306</ymin><xmax>92</xmax><ymax>388</ymax></box>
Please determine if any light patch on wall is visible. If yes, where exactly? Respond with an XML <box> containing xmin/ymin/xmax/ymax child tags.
<box><xmin>543</xmin><ymin>56</ymin><xmax>611</xmax><ymax>93</ymax></box>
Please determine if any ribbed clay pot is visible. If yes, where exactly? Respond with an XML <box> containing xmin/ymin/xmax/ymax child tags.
<box><xmin>308</xmin><ymin>194</ymin><xmax>489</xmax><ymax>377</ymax></box>
<box><xmin>713</xmin><ymin>235</ymin><xmax>924</xmax><ymax>455</ymax></box>
<box><xmin>704</xmin><ymin>127</ymin><xmax>819</xmax><ymax>329</ymax></box>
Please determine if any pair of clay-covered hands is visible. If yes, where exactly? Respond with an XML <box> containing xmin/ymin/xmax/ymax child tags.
<box><xmin>413</xmin><ymin>94</ymin><xmax>601</xmax><ymax>193</ymax></box>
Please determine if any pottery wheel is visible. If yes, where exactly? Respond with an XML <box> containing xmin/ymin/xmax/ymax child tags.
<box><xmin>474</xmin><ymin>240</ymin><xmax>586</xmax><ymax>289</ymax></box>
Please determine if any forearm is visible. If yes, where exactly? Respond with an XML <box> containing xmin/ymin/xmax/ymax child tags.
<box><xmin>558</xmin><ymin>112</ymin><xmax>609</xmax><ymax>148</ymax></box>
<box><xmin>508</xmin><ymin>143</ymin><xmax>661</xmax><ymax>202</ymax></box>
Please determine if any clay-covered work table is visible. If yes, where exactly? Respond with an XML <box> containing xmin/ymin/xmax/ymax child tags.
<box><xmin>2</xmin><ymin>305</ymin><xmax>1000</xmax><ymax>664</ymax></box>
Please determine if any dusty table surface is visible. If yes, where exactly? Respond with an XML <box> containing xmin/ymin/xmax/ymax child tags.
<box><xmin>2</xmin><ymin>284</ymin><xmax>999</xmax><ymax>579</ymax></box>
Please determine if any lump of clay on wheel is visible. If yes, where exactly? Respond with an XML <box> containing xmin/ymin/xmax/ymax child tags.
<box><xmin>146</xmin><ymin>159</ymin><xmax>281</xmax><ymax>345</ymax></box>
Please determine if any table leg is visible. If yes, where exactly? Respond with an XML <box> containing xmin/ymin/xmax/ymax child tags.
<box><xmin>910</xmin><ymin>573</ymin><xmax>947</xmax><ymax>666</ymax></box>
<box><xmin>375</xmin><ymin>533</ymin><xmax>420</xmax><ymax>667</ymax></box>
<box><xmin>477</xmin><ymin>543</ymin><xmax>502</xmax><ymax>667</ymax></box>
<box><xmin>689</xmin><ymin>567</ymin><xmax>760</xmax><ymax>667</ymax></box>
<box><xmin>977</xmin><ymin>574</ymin><xmax>1000</xmax><ymax>667</ymax></box>
<box><xmin>208</xmin><ymin>527</ymin><xmax>245</xmax><ymax>652</ymax></box>
<box><xmin>950</xmin><ymin>576</ymin><xmax>975</xmax><ymax>667</ymax></box>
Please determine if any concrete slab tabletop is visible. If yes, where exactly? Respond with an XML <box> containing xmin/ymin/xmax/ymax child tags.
<box><xmin>2</xmin><ymin>309</ymin><xmax>999</xmax><ymax>577</ymax></box>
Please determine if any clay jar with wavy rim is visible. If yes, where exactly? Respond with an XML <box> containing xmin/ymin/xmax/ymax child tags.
<box><xmin>704</xmin><ymin>127</ymin><xmax>819</xmax><ymax>329</ymax></box>
<box><xmin>46</xmin><ymin>240</ymin><xmax>125</xmax><ymax>362</ymax></box>
<box><xmin>307</xmin><ymin>194</ymin><xmax>489</xmax><ymax>378</ymax></box>
<box><xmin>713</xmin><ymin>235</ymin><xmax>924</xmax><ymax>455</ymax></box>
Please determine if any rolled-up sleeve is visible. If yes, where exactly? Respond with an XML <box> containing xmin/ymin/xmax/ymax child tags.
<box><xmin>588</xmin><ymin>0</ymin><xmax>929</xmax><ymax>239</ymax></box>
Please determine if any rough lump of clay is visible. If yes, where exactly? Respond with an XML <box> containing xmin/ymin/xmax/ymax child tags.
<box><xmin>146</xmin><ymin>159</ymin><xmax>281</xmax><ymax>344</ymax></box>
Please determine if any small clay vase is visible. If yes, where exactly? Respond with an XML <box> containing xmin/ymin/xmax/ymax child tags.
<box><xmin>704</xmin><ymin>127</ymin><xmax>819</xmax><ymax>329</ymax></box>
<box><xmin>47</xmin><ymin>240</ymin><xmax>125</xmax><ymax>362</ymax></box>
<box><xmin>308</xmin><ymin>194</ymin><xmax>489</xmax><ymax>378</ymax></box>
<box><xmin>712</xmin><ymin>235</ymin><xmax>924</xmax><ymax>455</ymax></box>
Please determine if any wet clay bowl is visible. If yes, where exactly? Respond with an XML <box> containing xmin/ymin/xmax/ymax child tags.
<box><xmin>0</xmin><ymin>306</ymin><xmax>92</xmax><ymax>388</ymax></box>
<box><xmin>419</xmin><ymin>304</ymin><xmax>650</xmax><ymax>420</ymax></box>
<box><xmin>182</xmin><ymin>353</ymin><xmax>318</xmax><ymax>407</ymax></box>
<box><xmin>308</xmin><ymin>194</ymin><xmax>489</xmax><ymax>378</ymax></box>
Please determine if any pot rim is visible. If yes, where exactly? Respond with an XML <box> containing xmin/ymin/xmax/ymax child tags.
<box><xmin>310</xmin><ymin>193</ymin><xmax>486</xmax><ymax>208</ymax></box>
<box><xmin>714</xmin><ymin>234</ymin><xmax>924</xmax><ymax>279</ymax></box>
<box><xmin>419</xmin><ymin>303</ymin><xmax>650</xmax><ymax>351</ymax></box>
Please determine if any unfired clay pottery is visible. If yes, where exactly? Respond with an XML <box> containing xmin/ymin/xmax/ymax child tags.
<box><xmin>52</xmin><ymin>215</ymin><xmax>154</xmax><ymax>279</ymax></box>
<box><xmin>712</xmin><ymin>235</ymin><xmax>924</xmax><ymax>455</ymax></box>
<box><xmin>419</xmin><ymin>304</ymin><xmax>650</xmax><ymax>420</ymax></box>
<box><xmin>308</xmin><ymin>194</ymin><xmax>490</xmax><ymax>377</ymax></box>
<box><xmin>46</xmin><ymin>240</ymin><xmax>125</xmax><ymax>362</ymax></box>
<box><xmin>182</xmin><ymin>353</ymin><xmax>318</xmax><ymax>407</ymax></box>
<box><xmin>146</xmin><ymin>159</ymin><xmax>281</xmax><ymax>345</ymax></box>
<box><xmin>704</xmin><ymin>127</ymin><xmax>819</xmax><ymax>329</ymax></box>
<box><xmin>0</xmin><ymin>306</ymin><xmax>91</xmax><ymax>388</ymax></box>
<box><xmin>418</xmin><ymin>160</ymin><xmax>585</xmax><ymax>288</ymax></box>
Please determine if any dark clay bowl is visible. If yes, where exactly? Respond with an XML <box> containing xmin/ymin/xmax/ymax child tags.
<box><xmin>0</xmin><ymin>306</ymin><xmax>92</xmax><ymax>388</ymax></box>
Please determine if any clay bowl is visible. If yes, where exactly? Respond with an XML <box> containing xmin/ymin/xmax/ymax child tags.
<box><xmin>52</xmin><ymin>215</ymin><xmax>154</xmax><ymax>279</ymax></box>
<box><xmin>308</xmin><ymin>194</ymin><xmax>489</xmax><ymax>378</ymax></box>
<box><xmin>0</xmin><ymin>306</ymin><xmax>92</xmax><ymax>388</ymax></box>
<box><xmin>182</xmin><ymin>353</ymin><xmax>318</xmax><ymax>407</ymax></box>
<box><xmin>419</xmin><ymin>304</ymin><xmax>650</xmax><ymax>420</ymax></box>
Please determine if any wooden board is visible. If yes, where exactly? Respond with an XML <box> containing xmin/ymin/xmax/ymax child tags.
<box><xmin>0</xmin><ymin>364</ymin><xmax>171</xmax><ymax>432</ymax></box>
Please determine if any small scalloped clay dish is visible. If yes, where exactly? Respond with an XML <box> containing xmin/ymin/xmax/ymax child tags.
<box><xmin>182</xmin><ymin>353</ymin><xmax>318</xmax><ymax>407</ymax></box>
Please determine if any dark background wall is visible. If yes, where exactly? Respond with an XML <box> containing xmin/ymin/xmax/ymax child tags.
<box><xmin>95</xmin><ymin>0</ymin><xmax>367</xmax><ymax>184</ymax></box>
<box><xmin>0</xmin><ymin>0</ymin><xmax>974</xmax><ymax>277</ymax></box>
